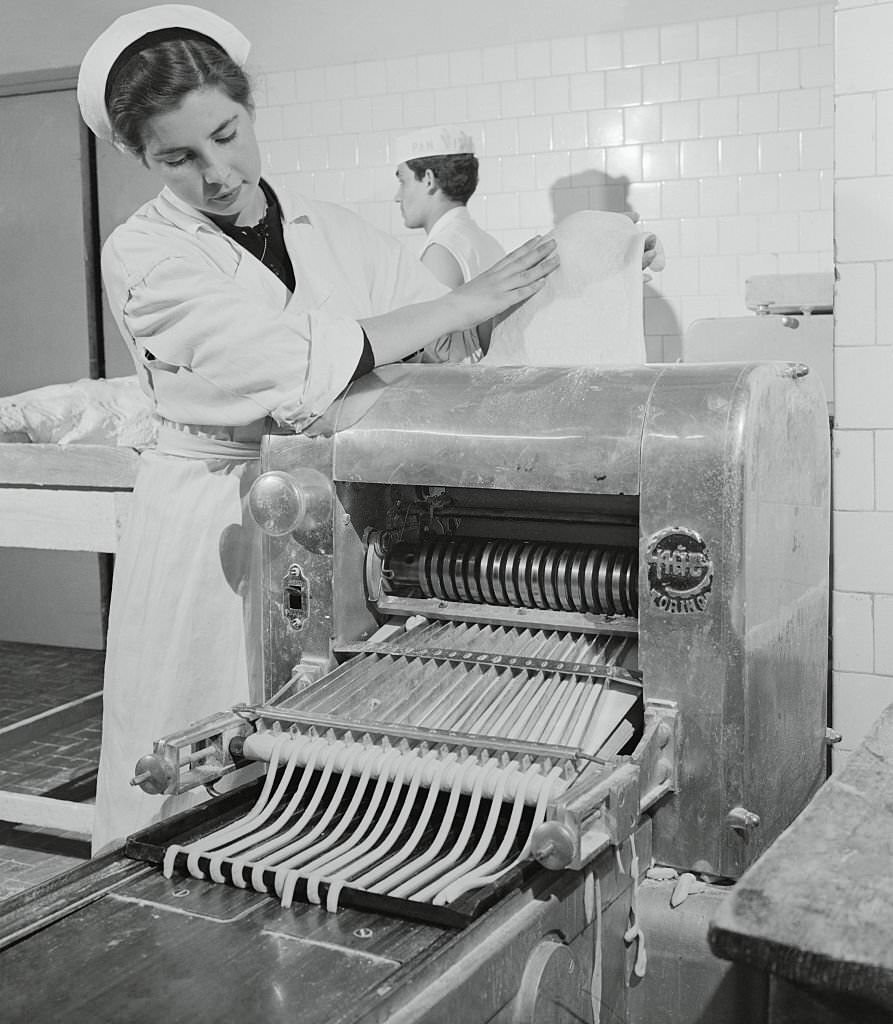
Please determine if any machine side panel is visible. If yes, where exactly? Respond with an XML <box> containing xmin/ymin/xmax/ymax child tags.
<box><xmin>640</xmin><ymin>362</ymin><xmax>829</xmax><ymax>878</ymax></box>
<box><xmin>639</xmin><ymin>362</ymin><xmax>744</xmax><ymax>875</ymax></box>
<box><xmin>736</xmin><ymin>364</ymin><xmax>830</xmax><ymax>868</ymax></box>
<box><xmin>259</xmin><ymin>432</ymin><xmax>336</xmax><ymax>700</ymax></box>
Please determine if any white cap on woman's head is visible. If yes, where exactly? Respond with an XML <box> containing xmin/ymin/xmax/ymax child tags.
<box><xmin>77</xmin><ymin>4</ymin><xmax>250</xmax><ymax>142</ymax></box>
<box><xmin>393</xmin><ymin>125</ymin><xmax>475</xmax><ymax>165</ymax></box>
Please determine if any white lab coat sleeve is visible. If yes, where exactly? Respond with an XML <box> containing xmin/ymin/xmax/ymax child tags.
<box><xmin>104</xmin><ymin>242</ymin><xmax>364</xmax><ymax>431</ymax></box>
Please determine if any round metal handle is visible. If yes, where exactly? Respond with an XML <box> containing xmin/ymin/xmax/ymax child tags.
<box><xmin>248</xmin><ymin>468</ymin><xmax>333</xmax><ymax>550</ymax></box>
<box><xmin>249</xmin><ymin>471</ymin><xmax>308</xmax><ymax>536</ymax></box>
<box><xmin>529</xmin><ymin>820</ymin><xmax>577</xmax><ymax>870</ymax></box>
<box><xmin>726</xmin><ymin>806</ymin><xmax>761</xmax><ymax>831</ymax></box>
<box><xmin>131</xmin><ymin>753</ymin><xmax>175</xmax><ymax>794</ymax></box>
<box><xmin>782</xmin><ymin>362</ymin><xmax>810</xmax><ymax>379</ymax></box>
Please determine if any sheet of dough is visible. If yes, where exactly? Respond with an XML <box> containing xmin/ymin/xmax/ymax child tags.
<box><xmin>485</xmin><ymin>210</ymin><xmax>647</xmax><ymax>367</ymax></box>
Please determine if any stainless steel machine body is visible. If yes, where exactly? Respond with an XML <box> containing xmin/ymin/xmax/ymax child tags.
<box><xmin>2</xmin><ymin>361</ymin><xmax>831</xmax><ymax>1024</ymax></box>
<box><xmin>248</xmin><ymin>360</ymin><xmax>830</xmax><ymax>881</ymax></box>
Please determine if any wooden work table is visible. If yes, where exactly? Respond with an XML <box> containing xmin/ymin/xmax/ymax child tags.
<box><xmin>708</xmin><ymin>703</ymin><xmax>893</xmax><ymax>1024</ymax></box>
<box><xmin>0</xmin><ymin>441</ymin><xmax>139</xmax><ymax>838</ymax></box>
<box><xmin>0</xmin><ymin>442</ymin><xmax>138</xmax><ymax>552</ymax></box>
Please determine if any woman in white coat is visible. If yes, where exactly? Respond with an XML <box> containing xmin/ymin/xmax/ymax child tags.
<box><xmin>78</xmin><ymin>4</ymin><xmax>558</xmax><ymax>855</ymax></box>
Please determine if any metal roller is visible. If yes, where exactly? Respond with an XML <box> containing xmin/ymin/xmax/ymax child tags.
<box><xmin>383</xmin><ymin>538</ymin><xmax>638</xmax><ymax>618</ymax></box>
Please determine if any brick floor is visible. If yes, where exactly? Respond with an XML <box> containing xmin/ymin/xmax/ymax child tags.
<box><xmin>0</xmin><ymin>641</ymin><xmax>103</xmax><ymax>899</ymax></box>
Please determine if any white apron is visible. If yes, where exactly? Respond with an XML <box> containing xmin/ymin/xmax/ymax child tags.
<box><xmin>91</xmin><ymin>425</ymin><xmax>263</xmax><ymax>855</ymax></box>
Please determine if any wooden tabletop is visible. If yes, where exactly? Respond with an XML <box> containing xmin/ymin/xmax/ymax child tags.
<box><xmin>0</xmin><ymin>442</ymin><xmax>139</xmax><ymax>488</ymax></box>
<box><xmin>708</xmin><ymin>703</ymin><xmax>893</xmax><ymax>1012</ymax></box>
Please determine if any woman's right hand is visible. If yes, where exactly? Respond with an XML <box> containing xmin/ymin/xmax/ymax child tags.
<box><xmin>450</xmin><ymin>235</ymin><xmax>559</xmax><ymax>330</ymax></box>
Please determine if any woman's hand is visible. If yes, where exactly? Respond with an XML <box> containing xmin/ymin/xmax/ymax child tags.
<box><xmin>448</xmin><ymin>236</ymin><xmax>559</xmax><ymax>331</ymax></box>
<box><xmin>360</xmin><ymin>235</ymin><xmax>559</xmax><ymax>368</ymax></box>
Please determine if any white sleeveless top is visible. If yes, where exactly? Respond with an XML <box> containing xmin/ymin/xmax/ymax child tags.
<box><xmin>420</xmin><ymin>207</ymin><xmax>504</xmax><ymax>283</ymax></box>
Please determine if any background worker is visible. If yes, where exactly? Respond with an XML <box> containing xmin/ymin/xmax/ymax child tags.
<box><xmin>394</xmin><ymin>125</ymin><xmax>505</xmax><ymax>360</ymax></box>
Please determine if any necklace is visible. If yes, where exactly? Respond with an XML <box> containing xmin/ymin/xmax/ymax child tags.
<box><xmin>218</xmin><ymin>184</ymin><xmax>296</xmax><ymax>292</ymax></box>
<box><xmin>229</xmin><ymin>205</ymin><xmax>271</xmax><ymax>264</ymax></box>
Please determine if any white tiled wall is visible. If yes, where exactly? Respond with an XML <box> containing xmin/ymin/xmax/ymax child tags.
<box><xmin>252</xmin><ymin>4</ymin><xmax>834</xmax><ymax>362</ymax></box>
<box><xmin>833</xmin><ymin>0</ymin><xmax>893</xmax><ymax>763</ymax></box>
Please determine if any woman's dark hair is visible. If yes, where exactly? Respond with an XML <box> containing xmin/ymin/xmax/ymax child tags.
<box><xmin>406</xmin><ymin>154</ymin><xmax>479</xmax><ymax>205</ymax></box>
<box><xmin>106</xmin><ymin>33</ymin><xmax>253</xmax><ymax>156</ymax></box>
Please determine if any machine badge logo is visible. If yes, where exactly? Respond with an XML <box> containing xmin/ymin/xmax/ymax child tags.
<box><xmin>646</xmin><ymin>527</ymin><xmax>713</xmax><ymax>613</ymax></box>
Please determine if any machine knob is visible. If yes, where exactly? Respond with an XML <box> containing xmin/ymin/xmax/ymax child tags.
<box><xmin>782</xmin><ymin>362</ymin><xmax>810</xmax><ymax>379</ymax></box>
<box><xmin>248</xmin><ymin>469</ymin><xmax>333</xmax><ymax>550</ymax></box>
<box><xmin>726</xmin><ymin>806</ymin><xmax>761</xmax><ymax>831</ymax></box>
<box><xmin>249</xmin><ymin>471</ymin><xmax>309</xmax><ymax>536</ymax></box>
<box><xmin>529</xmin><ymin>821</ymin><xmax>577</xmax><ymax>870</ymax></box>
<box><xmin>131</xmin><ymin>754</ymin><xmax>175</xmax><ymax>795</ymax></box>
